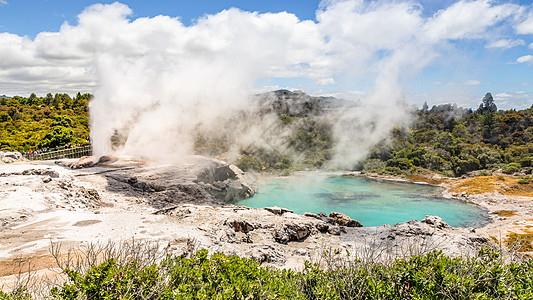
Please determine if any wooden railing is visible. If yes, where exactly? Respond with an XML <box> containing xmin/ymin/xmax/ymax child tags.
<box><xmin>25</xmin><ymin>145</ymin><xmax>92</xmax><ymax>161</ymax></box>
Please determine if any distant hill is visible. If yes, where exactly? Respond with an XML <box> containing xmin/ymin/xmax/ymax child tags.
<box><xmin>255</xmin><ymin>89</ymin><xmax>355</xmax><ymax>117</ymax></box>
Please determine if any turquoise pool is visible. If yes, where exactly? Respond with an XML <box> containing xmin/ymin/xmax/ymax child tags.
<box><xmin>236</xmin><ymin>174</ymin><xmax>489</xmax><ymax>227</ymax></box>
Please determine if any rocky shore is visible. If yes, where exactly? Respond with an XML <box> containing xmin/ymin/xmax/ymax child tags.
<box><xmin>1</xmin><ymin>154</ymin><xmax>526</xmax><ymax>285</ymax></box>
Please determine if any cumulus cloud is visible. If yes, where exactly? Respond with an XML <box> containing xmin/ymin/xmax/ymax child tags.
<box><xmin>486</xmin><ymin>39</ymin><xmax>525</xmax><ymax>49</ymax></box>
<box><xmin>0</xmin><ymin>0</ymin><xmax>530</xmax><ymax>167</ymax></box>
<box><xmin>517</xmin><ymin>55</ymin><xmax>533</xmax><ymax>64</ymax></box>
<box><xmin>0</xmin><ymin>0</ymin><xmax>7</xmax><ymax>6</ymax></box>
<box><xmin>424</xmin><ymin>0</ymin><xmax>518</xmax><ymax>41</ymax></box>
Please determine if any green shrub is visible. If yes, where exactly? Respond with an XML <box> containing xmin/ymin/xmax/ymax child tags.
<box><xmin>9</xmin><ymin>249</ymin><xmax>533</xmax><ymax>299</ymax></box>
<box><xmin>518</xmin><ymin>178</ymin><xmax>530</xmax><ymax>184</ymax></box>
<box><xmin>502</xmin><ymin>163</ymin><xmax>522</xmax><ymax>175</ymax></box>
<box><xmin>235</xmin><ymin>155</ymin><xmax>263</xmax><ymax>172</ymax></box>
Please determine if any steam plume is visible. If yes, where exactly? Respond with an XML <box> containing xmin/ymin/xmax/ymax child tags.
<box><xmin>0</xmin><ymin>1</ymin><xmax>524</xmax><ymax>168</ymax></box>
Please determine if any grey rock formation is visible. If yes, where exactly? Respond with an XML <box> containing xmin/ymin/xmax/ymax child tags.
<box><xmin>421</xmin><ymin>215</ymin><xmax>450</xmax><ymax>230</ymax></box>
<box><xmin>265</xmin><ymin>206</ymin><xmax>293</xmax><ymax>215</ymax></box>
<box><xmin>0</xmin><ymin>151</ymin><xmax>23</xmax><ymax>164</ymax></box>
<box><xmin>329</xmin><ymin>212</ymin><xmax>363</xmax><ymax>227</ymax></box>
<box><xmin>274</xmin><ymin>222</ymin><xmax>315</xmax><ymax>244</ymax></box>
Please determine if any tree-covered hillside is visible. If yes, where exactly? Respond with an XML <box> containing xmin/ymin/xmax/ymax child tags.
<box><xmin>0</xmin><ymin>93</ymin><xmax>91</xmax><ymax>151</ymax></box>
<box><xmin>363</xmin><ymin>93</ymin><xmax>533</xmax><ymax>177</ymax></box>
<box><xmin>233</xmin><ymin>92</ymin><xmax>533</xmax><ymax>177</ymax></box>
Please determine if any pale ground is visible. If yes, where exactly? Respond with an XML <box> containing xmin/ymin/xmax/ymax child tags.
<box><xmin>0</xmin><ymin>160</ymin><xmax>529</xmax><ymax>292</ymax></box>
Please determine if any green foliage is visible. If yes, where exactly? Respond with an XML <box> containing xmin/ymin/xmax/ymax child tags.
<box><xmin>502</xmin><ymin>163</ymin><xmax>522</xmax><ymax>175</ymax></box>
<box><xmin>279</xmin><ymin>113</ymin><xmax>293</xmax><ymax>125</ymax></box>
<box><xmin>0</xmin><ymin>93</ymin><xmax>90</xmax><ymax>151</ymax></box>
<box><xmin>363</xmin><ymin>97</ymin><xmax>533</xmax><ymax>177</ymax></box>
<box><xmin>236</xmin><ymin>155</ymin><xmax>263</xmax><ymax>172</ymax></box>
<box><xmin>0</xmin><ymin>287</ymin><xmax>32</xmax><ymax>300</ymax></box>
<box><xmin>11</xmin><ymin>249</ymin><xmax>533</xmax><ymax>299</ymax></box>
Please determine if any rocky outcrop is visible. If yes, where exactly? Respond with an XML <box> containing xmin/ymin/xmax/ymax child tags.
<box><xmin>329</xmin><ymin>212</ymin><xmax>363</xmax><ymax>227</ymax></box>
<box><xmin>194</xmin><ymin>159</ymin><xmax>257</xmax><ymax>202</ymax></box>
<box><xmin>0</xmin><ymin>168</ymin><xmax>59</xmax><ymax>178</ymax></box>
<box><xmin>265</xmin><ymin>206</ymin><xmax>293</xmax><ymax>215</ymax></box>
<box><xmin>274</xmin><ymin>223</ymin><xmax>315</xmax><ymax>244</ymax></box>
<box><xmin>421</xmin><ymin>215</ymin><xmax>450</xmax><ymax>230</ymax></box>
<box><xmin>303</xmin><ymin>211</ymin><xmax>363</xmax><ymax>227</ymax></box>
<box><xmin>226</xmin><ymin>218</ymin><xmax>255</xmax><ymax>233</ymax></box>
<box><xmin>0</xmin><ymin>151</ymin><xmax>24</xmax><ymax>164</ymax></box>
<box><xmin>70</xmin><ymin>156</ymin><xmax>97</xmax><ymax>169</ymax></box>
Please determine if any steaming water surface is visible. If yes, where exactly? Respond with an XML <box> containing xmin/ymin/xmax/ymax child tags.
<box><xmin>236</xmin><ymin>175</ymin><xmax>489</xmax><ymax>227</ymax></box>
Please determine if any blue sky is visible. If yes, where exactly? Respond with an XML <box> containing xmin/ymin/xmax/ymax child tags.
<box><xmin>0</xmin><ymin>0</ymin><xmax>532</xmax><ymax>109</ymax></box>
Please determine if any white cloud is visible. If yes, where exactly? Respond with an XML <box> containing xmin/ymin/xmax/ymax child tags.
<box><xmin>0</xmin><ymin>0</ymin><xmax>7</xmax><ymax>6</ymax></box>
<box><xmin>516</xmin><ymin>12</ymin><xmax>533</xmax><ymax>34</ymax></box>
<box><xmin>424</xmin><ymin>0</ymin><xmax>519</xmax><ymax>41</ymax></box>
<box><xmin>495</xmin><ymin>92</ymin><xmax>513</xmax><ymax>98</ymax></box>
<box><xmin>316</xmin><ymin>78</ymin><xmax>336</xmax><ymax>86</ymax></box>
<box><xmin>529</xmin><ymin>42</ymin><xmax>533</xmax><ymax>49</ymax></box>
<box><xmin>486</xmin><ymin>39</ymin><xmax>524</xmax><ymax>49</ymax></box>
<box><xmin>465</xmin><ymin>80</ymin><xmax>481</xmax><ymax>85</ymax></box>
<box><xmin>517</xmin><ymin>55</ymin><xmax>533</xmax><ymax>64</ymax></box>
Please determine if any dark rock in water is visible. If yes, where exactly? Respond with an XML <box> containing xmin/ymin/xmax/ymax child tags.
<box><xmin>329</xmin><ymin>212</ymin><xmax>363</xmax><ymax>227</ymax></box>
<box><xmin>318</xmin><ymin>192</ymin><xmax>377</xmax><ymax>202</ymax></box>
<box><xmin>265</xmin><ymin>206</ymin><xmax>293</xmax><ymax>215</ymax></box>
<box><xmin>421</xmin><ymin>215</ymin><xmax>450</xmax><ymax>230</ymax></box>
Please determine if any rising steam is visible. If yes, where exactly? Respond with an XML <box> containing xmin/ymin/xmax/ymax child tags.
<box><xmin>45</xmin><ymin>0</ymin><xmax>523</xmax><ymax>169</ymax></box>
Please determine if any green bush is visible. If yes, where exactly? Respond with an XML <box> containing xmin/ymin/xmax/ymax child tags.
<box><xmin>502</xmin><ymin>163</ymin><xmax>522</xmax><ymax>175</ymax></box>
<box><xmin>235</xmin><ymin>155</ymin><xmax>263</xmax><ymax>172</ymax></box>
<box><xmin>9</xmin><ymin>249</ymin><xmax>533</xmax><ymax>299</ymax></box>
<box><xmin>518</xmin><ymin>178</ymin><xmax>530</xmax><ymax>184</ymax></box>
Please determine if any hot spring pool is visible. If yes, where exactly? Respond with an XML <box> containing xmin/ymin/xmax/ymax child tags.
<box><xmin>235</xmin><ymin>174</ymin><xmax>489</xmax><ymax>227</ymax></box>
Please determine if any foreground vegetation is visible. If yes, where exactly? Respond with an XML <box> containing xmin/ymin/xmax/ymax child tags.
<box><xmin>3</xmin><ymin>247</ymin><xmax>533</xmax><ymax>299</ymax></box>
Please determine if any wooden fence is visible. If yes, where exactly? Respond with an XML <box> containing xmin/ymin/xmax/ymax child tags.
<box><xmin>25</xmin><ymin>145</ymin><xmax>92</xmax><ymax>161</ymax></box>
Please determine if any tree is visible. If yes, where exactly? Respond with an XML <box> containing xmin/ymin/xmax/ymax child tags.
<box><xmin>44</xmin><ymin>93</ymin><xmax>53</xmax><ymax>105</ymax></box>
<box><xmin>477</xmin><ymin>92</ymin><xmax>497</xmax><ymax>114</ymax></box>
<box><xmin>421</xmin><ymin>101</ymin><xmax>429</xmax><ymax>114</ymax></box>
<box><xmin>481</xmin><ymin>110</ymin><xmax>497</xmax><ymax>142</ymax></box>
<box><xmin>27</xmin><ymin>93</ymin><xmax>37</xmax><ymax>106</ymax></box>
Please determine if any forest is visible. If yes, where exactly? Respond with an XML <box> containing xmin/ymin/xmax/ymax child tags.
<box><xmin>0</xmin><ymin>93</ymin><xmax>91</xmax><ymax>152</ymax></box>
